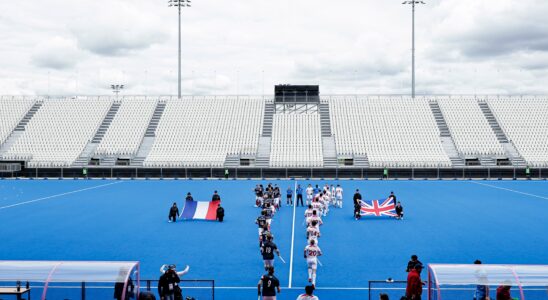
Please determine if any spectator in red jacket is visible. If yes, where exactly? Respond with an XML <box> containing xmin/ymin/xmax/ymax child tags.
<box><xmin>496</xmin><ymin>284</ymin><xmax>512</xmax><ymax>300</ymax></box>
<box><xmin>406</xmin><ymin>264</ymin><xmax>423</xmax><ymax>300</ymax></box>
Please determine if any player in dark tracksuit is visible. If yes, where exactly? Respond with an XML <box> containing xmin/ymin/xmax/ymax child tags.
<box><xmin>353</xmin><ymin>189</ymin><xmax>362</xmax><ymax>219</ymax></box>
<box><xmin>169</xmin><ymin>203</ymin><xmax>179</xmax><ymax>223</ymax></box>
<box><xmin>185</xmin><ymin>193</ymin><xmax>193</xmax><ymax>201</ymax></box>
<box><xmin>216</xmin><ymin>205</ymin><xmax>225</xmax><ymax>222</ymax></box>
<box><xmin>257</xmin><ymin>266</ymin><xmax>281</xmax><ymax>300</ymax></box>
<box><xmin>261</xmin><ymin>236</ymin><xmax>280</xmax><ymax>271</ymax></box>
<box><xmin>353</xmin><ymin>189</ymin><xmax>362</xmax><ymax>206</ymax></box>
<box><xmin>395</xmin><ymin>201</ymin><xmax>403</xmax><ymax>220</ymax></box>
<box><xmin>259</xmin><ymin>225</ymin><xmax>271</xmax><ymax>247</ymax></box>
<box><xmin>256</xmin><ymin>211</ymin><xmax>268</xmax><ymax>246</ymax></box>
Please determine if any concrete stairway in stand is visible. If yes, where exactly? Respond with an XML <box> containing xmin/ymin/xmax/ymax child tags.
<box><xmin>261</xmin><ymin>102</ymin><xmax>274</xmax><ymax>137</ymax></box>
<box><xmin>131</xmin><ymin>101</ymin><xmax>166</xmax><ymax>166</ymax></box>
<box><xmin>478</xmin><ymin>100</ymin><xmax>527</xmax><ymax>167</ymax></box>
<box><xmin>428</xmin><ymin>100</ymin><xmax>465</xmax><ymax>167</ymax></box>
<box><xmin>72</xmin><ymin>101</ymin><xmax>121</xmax><ymax>167</ymax></box>
<box><xmin>353</xmin><ymin>154</ymin><xmax>370</xmax><ymax>168</ymax></box>
<box><xmin>0</xmin><ymin>100</ymin><xmax>43</xmax><ymax>157</ymax></box>
<box><xmin>318</xmin><ymin>102</ymin><xmax>332</xmax><ymax>137</ymax></box>
<box><xmin>255</xmin><ymin>137</ymin><xmax>271</xmax><ymax>168</ymax></box>
<box><xmin>224</xmin><ymin>154</ymin><xmax>240</xmax><ymax>168</ymax></box>
<box><xmin>322</xmin><ymin>136</ymin><xmax>338</xmax><ymax>168</ymax></box>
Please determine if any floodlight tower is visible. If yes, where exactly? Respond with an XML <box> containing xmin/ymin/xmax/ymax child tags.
<box><xmin>111</xmin><ymin>84</ymin><xmax>124</xmax><ymax>98</ymax></box>
<box><xmin>168</xmin><ymin>0</ymin><xmax>191</xmax><ymax>99</ymax></box>
<box><xmin>402</xmin><ymin>1</ymin><xmax>425</xmax><ymax>98</ymax></box>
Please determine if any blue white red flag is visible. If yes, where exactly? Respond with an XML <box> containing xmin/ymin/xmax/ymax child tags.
<box><xmin>180</xmin><ymin>200</ymin><xmax>220</xmax><ymax>220</ymax></box>
<box><xmin>360</xmin><ymin>197</ymin><xmax>397</xmax><ymax>217</ymax></box>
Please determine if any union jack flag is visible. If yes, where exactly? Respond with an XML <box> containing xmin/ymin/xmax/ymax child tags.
<box><xmin>360</xmin><ymin>197</ymin><xmax>397</xmax><ymax>217</ymax></box>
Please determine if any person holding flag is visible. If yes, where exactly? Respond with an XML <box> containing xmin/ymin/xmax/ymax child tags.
<box><xmin>168</xmin><ymin>203</ymin><xmax>179</xmax><ymax>223</ymax></box>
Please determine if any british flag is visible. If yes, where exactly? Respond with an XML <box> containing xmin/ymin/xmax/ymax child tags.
<box><xmin>360</xmin><ymin>197</ymin><xmax>397</xmax><ymax>217</ymax></box>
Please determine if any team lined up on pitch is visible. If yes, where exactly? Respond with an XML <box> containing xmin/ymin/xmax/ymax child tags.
<box><xmin>254</xmin><ymin>183</ymin><xmax>344</xmax><ymax>300</ymax></box>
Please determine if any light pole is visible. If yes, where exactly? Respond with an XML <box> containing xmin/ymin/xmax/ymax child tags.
<box><xmin>168</xmin><ymin>0</ymin><xmax>191</xmax><ymax>99</ymax></box>
<box><xmin>402</xmin><ymin>1</ymin><xmax>425</xmax><ymax>98</ymax></box>
<box><xmin>111</xmin><ymin>84</ymin><xmax>124</xmax><ymax>98</ymax></box>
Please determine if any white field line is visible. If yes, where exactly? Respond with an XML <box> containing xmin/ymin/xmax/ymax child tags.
<box><xmin>0</xmin><ymin>181</ymin><xmax>123</xmax><ymax>211</ymax></box>
<box><xmin>288</xmin><ymin>180</ymin><xmax>297</xmax><ymax>288</ymax></box>
<box><xmin>470</xmin><ymin>181</ymin><xmax>548</xmax><ymax>200</ymax></box>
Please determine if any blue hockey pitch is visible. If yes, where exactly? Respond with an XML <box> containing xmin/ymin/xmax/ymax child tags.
<box><xmin>1</xmin><ymin>179</ymin><xmax>547</xmax><ymax>300</ymax></box>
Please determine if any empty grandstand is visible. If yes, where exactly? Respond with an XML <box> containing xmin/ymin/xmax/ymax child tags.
<box><xmin>143</xmin><ymin>96</ymin><xmax>264</xmax><ymax>167</ymax></box>
<box><xmin>2</xmin><ymin>97</ymin><xmax>112</xmax><ymax>167</ymax></box>
<box><xmin>0</xmin><ymin>94</ymin><xmax>547</xmax><ymax>178</ymax></box>
<box><xmin>487</xmin><ymin>96</ymin><xmax>548</xmax><ymax>167</ymax></box>
<box><xmin>328</xmin><ymin>96</ymin><xmax>451</xmax><ymax>168</ymax></box>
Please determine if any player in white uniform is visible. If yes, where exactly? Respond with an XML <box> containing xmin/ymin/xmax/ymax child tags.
<box><xmin>311</xmin><ymin>198</ymin><xmax>323</xmax><ymax>216</ymax></box>
<box><xmin>306</xmin><ymin>220</ymin><xmax>321</xmax><ymax>245</ymax></box>
<box><xmin>296</xmin><ymin>285</ymin><xmax>319</xmax><ymax>300</ymax></box>
<box><xmin>320</xmin><ymin>193</ymin><xmax>330</xmax><ymax>216</ymax></box>
<box><xmin>335</xmin><ymin>184</ymin><xmax>343</xmax><ymax>208</ymax></box>
<box><xmin>304</xmin><ymin>239</ymin><xmax>322</xmax><ymax>286</ymax></box>
<box><xmin>306</xmin><ymin>210</ymin><xmax>323</xmax><ymax>227</ymax></box>
<box><xmin>330</xmin><ymin>184</ymin><xmax>336</xmax><ymax>206</ymax></box>
<box><xmin>304</xmin><ymin>205</ymin><xmax>314</xmax><ymax>218</ymax></box>
<box><xmin>306</xmin><ymin>184</ymin><xmax>313</xmax><ymax>206</ymax></box>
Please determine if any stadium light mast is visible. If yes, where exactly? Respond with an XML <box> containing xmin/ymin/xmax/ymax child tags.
<box><xmin>111</xmin><ymin>84</ymin><xmax>124</xmax><ymax>98</ymax></box>
<box><xmin>402</xmin><ymin>0</ymin><xmax>425</xmax><ymax>98</ymax></box>
<box><xmin>169</xmin><ymin>0</ymin><xmax>191</xmax><ymax>99</ymax></box>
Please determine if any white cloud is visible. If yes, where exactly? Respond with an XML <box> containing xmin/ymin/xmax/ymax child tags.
<box><xmin>0</xmin><ymin>0</ymin><xmax>547</xmax><ymax>95</ymax></box>
<box><xmin>31</xmin><ymin>37</ymin><xmax>82</xmax><ymax>70</ymax></box>
<box><xmin>69</xmin><ymin>2</ymin><xmax>169</xmax><ymax>56</ymax></box>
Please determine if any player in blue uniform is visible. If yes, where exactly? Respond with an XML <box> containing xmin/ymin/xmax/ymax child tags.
<box><xmin>261</xmin><ymin>235</ymin><xmax>281</xmax><ymax>271</ymax></box>
<box><xmin>258</xmin><ymin>266</ymin><xmax>281</xmax><ymax>300</ymax></box>
<box><xmin>286</xmin><ymin>187</ymin><xmax>293</xmax><ymax>206</ymax></box>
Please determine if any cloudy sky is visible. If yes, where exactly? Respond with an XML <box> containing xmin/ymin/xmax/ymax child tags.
<box><xmin>0</xmin><ymin>0</ymin><xmax>547</xmax><ymax>96</ymax></box>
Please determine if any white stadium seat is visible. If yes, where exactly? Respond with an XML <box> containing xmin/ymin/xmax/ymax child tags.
<box><xmin>95</xmin><ymin>97</ymin><xmax>157</xmax><ymax>157</ymax></box>
<box><xmin>144</xmin><ymin>96</ymin><xmax>264</xmax><ymax>167</ymax></box>
<box><xmin>0</xmin><ymin>96</ymin><xmax>36</xmax><ymax>145</ymax></box>
<box><xmin>2</xmin><ymin>97</ymin><xmax>112</xmax><ymax>167</ymax></box>
<box><xmin>437</xmin><ymin>97</ymin><xmax>505</xmax><ymax>157</ymax></box>
<box><xmin>1</xmin><ymin>95</ymin><xmax>547</xmax><ymax>168</ymax></box>
<box><xmin>328</xmin><ymin>96</ymin><xmax>451</xmax><ymax>167</ymax></box>
<box><xmin>270</xmin><ymin>114</ymin><xmax>323</xmax><ymax>168</ymax></box>
<box><xmin>487</xmin><ymin>96</ymin><xmax>548</xmax><ymax>167</ymax></box>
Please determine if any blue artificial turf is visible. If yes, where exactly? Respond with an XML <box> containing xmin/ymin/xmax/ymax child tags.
<box><xmin>0</xmin><ymin>179</ymin><xmax>547</xmax><ymax>300</ymax></box>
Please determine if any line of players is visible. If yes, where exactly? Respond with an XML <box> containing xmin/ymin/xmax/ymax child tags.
<box><xmin>255</xmin><ymin>183</ymin><xmax>284</xmax><ymax>300</ymax></box>
<box><xmin>253</xmin><ymin>183</ymin><xmax>343</xmax><ymax>297</ymax></box>
<box><xmin>303</xmin><ymin>184</ymin><xmax>342</xmax><ymax>287</ymax></box>
<box><xmin>255</xmin><ymin>184</ymin><xmax>283</xmax><ymax>270</ymax></box>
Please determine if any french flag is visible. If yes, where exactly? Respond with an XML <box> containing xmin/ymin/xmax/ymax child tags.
<box><xmin>180</xmin><ymin>199</ymin><xmax>220</xmax><ymax>221</ymax></box>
